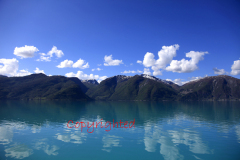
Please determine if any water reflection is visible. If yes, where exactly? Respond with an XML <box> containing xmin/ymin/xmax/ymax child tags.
<box><xmin>102</xmin><ymin>135</ymin><xmax>122</xmax><ymax>152</ymax></box>
<box><xmin>0</xmin><ymin>100</ymin><xmax>239</xmax><ymax>159</ymax></box>
<box><xmin>5</xmin><ymin>144</ymin><xmax>33</xmax><ymax>159</ymax></box>
<box><xmin>34</xmin><ymin>139</ymin><xmax>59</xmax><ymax>155</ymax></box>
<box><xmin>55</xmin><ymin>132</ymin><xmax>87</xmax><ymax>144</ymax></box>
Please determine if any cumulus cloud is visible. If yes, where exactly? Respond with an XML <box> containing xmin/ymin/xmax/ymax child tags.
<box><xmin>14</xmin><ymin>45</ymin><xmax>39</xmax><ymax>58</ymax></box>
<box><xmin>121</xmin><ymin>70</ymin><xmax>142</xmax><ymax>74</ymax></box>
<box><xmin>0</xmin><ymin>58</ymin><xmax>19</xmax><ymax>76</ymax></box>
<box><xmin>0</xmin><ymin>58</ymin><xmax>34</xmax><ymax>77</ymax></box>
<box><xmin>48</xmin><ymin>46</ymin><xmax>64</xmax><ymax>58</ymax></box>
<box><xmin>143</xmin><ymin>44</ymin><xmax>179</xmax><ymax>69</ymax></box>
<box><xmin>152</xmin><ymin>66</ymin><xmax>162</xmax><ymax>76</ymax></box>
<box><xmin>34</xmin><ymin>67</ymin><xmax>45</xmax><ymax>74</ymax></box>
<box><xmin>213</xmin><ymin>67</ymin><xmax>225</xmax><ymax>75</ymax></box>
<box><xmin>137</xmin><ymin>60</ymin><xmax>142</xmax><ymax>64</ymax></box>
<box><xmin>72</xmin><ymin>59</ymin><xmax>89</xmax><ymax>69</ymax></box>
<box><xmin>230</xmin><ymin>60</ymin><xmax>240</xmax><ymax>75</ymax></box>
<box><xmin>104</xmin><ymin>55</ymin><xmax>123</xmax><ymax>66</ymax></box>
<box><xmin>15</xmin><ymin>70</ymin><xmax>32</xmax><ymax>77</ymax></box>
<box><xmin>143</xmin><ymin>52</ymin><xmax>156</xmax><ymax>67</ymax></box>
<box><xmin>141</xmin><ymin>44</ymin><xmax>207</xmax><ymax>75</ymax></box>
<box><xmin>65</xmin><ymin>71</ymin><xmax>107</xmax><ymax>82</ymax></box>
<box><xmin>143</xmin><ymin>68</ymin><xmax>151</xmax><ymax>75</ymax></box>
<box><xmin>56</xmin><ymin>59</ymin><xmax>89</xmax><ymax>69</ymax></box>
<box><xmin>37</xmin><ymin>46</ymin><xmax>64</xmax><ymax>62</ymax></box>
<box><xmin>141</xmin><ymin>44</ymin><xmax>179</xmax><ymax>75</ymax></box>
<box><xmin>92</xmin><ymin>68</ymin><xmax>102</xmax><ymax>71</ymax></box>
<box><xmin>37</xmin><ymin>53</ymin><xmax>51</xmax><ymax>62</ymax></box>
<box><xmin>57</xmin><ymin>59</ymin><xmax>73</xmax><ymax>68</ymax></box>
<box><xmin>165</xmin><ymin>51</ymin><xmax>208</xmax><ymax>73</ymax></box>
<box><xmin>98</xmin><ymin>76</ymin><xmax>108</xmax><ymax>83</ymax></box>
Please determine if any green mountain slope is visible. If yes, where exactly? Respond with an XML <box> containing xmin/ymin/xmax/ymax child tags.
<box><xmin>178</xmin><ymin>75</ymin><xmax>240</xmax><ymax>101</ymax></box>
<box><xmin>86</xmin><ymin>75</ymin><xmax>178</xmax><ymax>100</ymax></box>
<box><xmin>0</xmin><ymin>73</ymin><xmax>91</xmax><ymax>100</ymax></box>
<box><xmin>81</xmin><ymin>80</ymin><xmax>99</xmax><ymax>93</ymax></box>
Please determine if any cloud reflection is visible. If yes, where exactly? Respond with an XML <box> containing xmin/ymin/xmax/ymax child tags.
<box><xmin>143</xmin><ymin>121</ymin><xmax>211</xmax><ymax>160</ymax></box>
<box><xmin>168</xmin><ymin>130</ymin><xmax>210</xmax><ymax>154</ymax></box>
<box><xmin>56</xmin><ymin>132</ymin><xmax>87</xmax><ymax>144</ymax></box>
<box><xmin>102</xmin><ymin>135</ymin><xmax>122</xmax><ymax>152</ymax></box>
<box><xmin>0</xmin><ymin>121</ymin><xmax>28</xmax><ymax>145</ymax></box>
<box><xmin>34</xmin><ymin>138</ymin><xmax>59</xmax><ymax>155</ymax></box>
<box><xmin>5</xmin><ymin>143</ymin><xmax>33</xmax><ymax>159</ymax></box>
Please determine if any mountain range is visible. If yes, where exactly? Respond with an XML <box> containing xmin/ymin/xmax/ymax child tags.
<box><xmin>0</xmin><ymin>73</ymin><xmax>239</xmax><ymax>101</ymax></box>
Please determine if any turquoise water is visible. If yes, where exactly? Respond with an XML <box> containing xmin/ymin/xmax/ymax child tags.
<box><xmin>0</xmin><ymin>101</ymin><xmax>240</xmax><ymax>160</ymax></box>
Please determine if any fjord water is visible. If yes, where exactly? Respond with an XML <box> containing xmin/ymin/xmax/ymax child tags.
<box><xmin>0</xmin><ymin>101</ymin><xmax>240</xmax><ymax>160</ymax></box>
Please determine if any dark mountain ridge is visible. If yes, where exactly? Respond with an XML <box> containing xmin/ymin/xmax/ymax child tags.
<box><xmin>0</xmin><ymin>74</ymin><xmax>239</xmax><ymax>101</ymax></box>
<box><xmin>0</xmin><ymin>73</ymin><xmax>91</xmax><ymax>100</ymax></box>
<box><xmin>86</xmin><ymin>75</ymin><xmax>178</xmax><ymax>100</ymax></box>
<box><xmin>178</xmin><ymin>75</ymin><xmax>240</xmax><ymax>101</ymax></box>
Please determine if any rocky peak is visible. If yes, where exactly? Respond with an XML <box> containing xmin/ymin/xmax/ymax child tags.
<box><xmin>81</xmin><ymin>79</ymin><xmax>99</xmax><ymax>85</ymax></box>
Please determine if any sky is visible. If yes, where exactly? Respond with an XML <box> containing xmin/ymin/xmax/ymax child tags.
<box><xmin>0</xmin><ymin>0</ymin><xmax>240</xmax><ymax>85</ymax></box>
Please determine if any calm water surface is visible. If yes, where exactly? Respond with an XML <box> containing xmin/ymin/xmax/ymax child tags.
<box><xmin>0</xmin><ymin>101</ymin><xmax>240</xmax><ymax>160</ymax></box>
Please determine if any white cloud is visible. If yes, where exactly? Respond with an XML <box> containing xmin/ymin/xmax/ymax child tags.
<box><xmin>213</xmin><ymin>67</ymin><xmax>225</xmax><ymax>75</ymax></box>
<box><xmin>57</xmin><ymin>59</ymin><xmax>73</xmax><ymax>68</ymax></box>
<box><xmin>230</xmin><ymin>60</ymin><xmax>240</xmax><ymax>75</ymax></box>
<box><xmin>155</xmin><ymin>44</ymin><xmax>179</xmax><ymax>68</ymax></box>
<box><xmin>37</xmin><ymin>46</ymin><xmax>64</xmax><ymax>62</ymax></box>
<box><xmin>166</xmin><ymin>51</ymin><xmax>208</xmax><ymax>73</ymax></box>
<box><xmin>72</xmin><ymin>59</ymin><xmax>89</xmax><ymax>69</ymax></box>
<box><xmin>152</xmin><ymin>66</ymin><xmax>162</xmax><ymax>76</ymax></box>
<box><xmin>141</xmin><ymin>44</ymin><xmax>207</xmax><ymax>74</ymax></box>
<box><xmin>166</xmin><ymin>78</ymin><xmax>188</xmax><ymax>86</ymax></box>
<box><xmin>34</xmin><ymin>67</ymin><xmax>45</xmax><ymax>74</ymax></box>
<box><xmin>14</xmin><ymin>45</ymin><xmax>39</xmax><ymax>58</ymax></box>
<box><xmin>137</xmin><ymin>60</ymin><xmax>142</xmax><ymax>64</ymax></box>
<box><xmin>143</xmin><ymin>68</ymin><xmax>151</xmax><ymax>75</ymax></box>
<box><xmin>92</xmin><ymin>68</ymin><xmax>102</xmax><ymax>71</ymax></box>
<box><xmin>15</xmin><ymin>70</ymin><xmax>31</xmax><ymax>77</ymax></box>
<box><xmin>37</xmin><ymin>53</ymin><xmax>51</xmax><ymax>62</ymax></box>
<box><xmin>142</xmin><ymin>44</ymin><xmax>179</xmax><ymax>75</ymax></box>
<box><xmin>47</xmin><ymin>46</ymin><xmax>64</xmax><ymax>58</ymax></box>
<box><xmin>0</xmin><ymin>58</ymin><xmax>19</xmax><ymax>76</ymax></box>
<box><xmin>56</xmin><ymin>59</ymin><xmax>89</xmax><ymax>69</ymax></box>
<box><xmin>98</xmin><ymin>76</ymin><xmax>108</xmax><ymax>83</ymax></box>
<box><xmin>142</xmin><ymin>44</ymin><xmax>179</xmax><ymax>69</ymax></box>
<box><xmin>97</xmin><ymin>64</ymin><xmax>102</xmax><ymax>66</ymax></box>
<box><xmin>66</xmin><ymin>71</ymin><xmax>107</xmax><ymax>83</ymax></box>
<box><xmin>121</xmin><ymin>70</ymin><xmax>142</xmax><ymax>74</ymax></box>
<box><xmin>66</xmin><ymin>71</ymin><xmax>98</xmax><ymax>79</ymax></box>
<box><xmin>104</xmin><ymin>55</ymin><xmax>123</xmax><ymax>66</ymax></box>
<box><xmin>143</xmin><ymin>52</ymin><xmax>156</xmax><ymax>67</ymax></box>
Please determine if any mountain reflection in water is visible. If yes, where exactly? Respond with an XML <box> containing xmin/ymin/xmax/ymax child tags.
<box><xmin>0</xmin><ymin>101</ymin><xmax>240</xmax><ymax>160</ymax></box>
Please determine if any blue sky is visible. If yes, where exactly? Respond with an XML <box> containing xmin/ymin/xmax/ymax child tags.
<box><xmin>0</xmin><ymin>0</ymin><xmax>240</xmax><ymax>85</ymax></box>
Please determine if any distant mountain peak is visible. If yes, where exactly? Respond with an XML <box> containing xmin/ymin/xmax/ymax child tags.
<box><xmin>115</xmin><ymin>75</ymin><xmax>132</xmax><ymax>79</ymax></box>
<box><xmin>139</xmin><ymin>74</ymin><xmax>174</xmax><ymax>85</ymax></box>
<box><xmin>81</xmin><ymin>79</ymin><xmax>99</xmax><ymax>85</ymax></box>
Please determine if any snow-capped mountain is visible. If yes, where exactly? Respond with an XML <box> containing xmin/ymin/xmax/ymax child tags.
<box><xmin>81</xmin><ymin>79</ymin><xmax>99</xmax><ymax>85</ymax></box>
<box><xmin>140</xmin><ymin>74</ymin><xmax>174</xmax><ymax>85</ymax></box>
